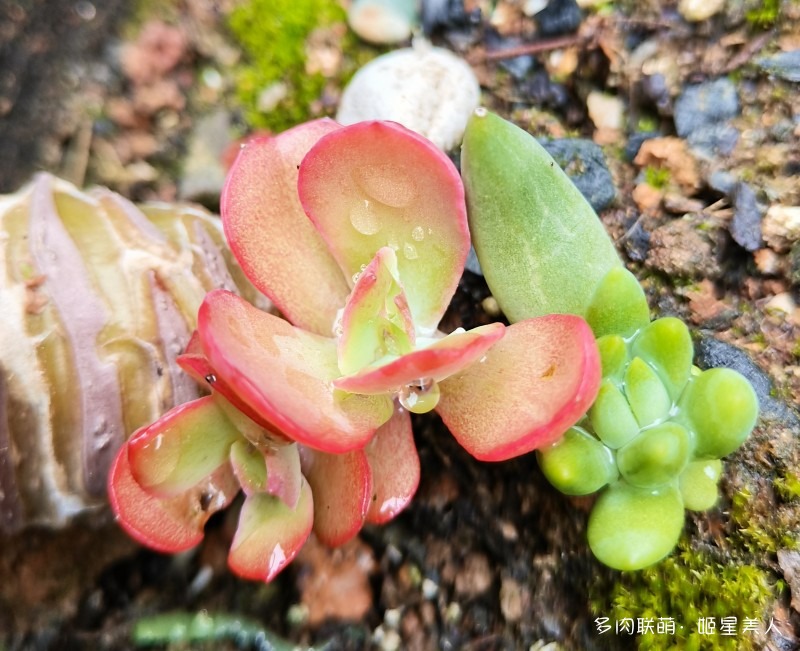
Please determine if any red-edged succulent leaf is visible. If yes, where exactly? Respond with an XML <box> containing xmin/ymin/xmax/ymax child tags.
<box><xmin>127</xmin><ymin>396</ymin><xmax>240</xmax><ymax>497</ymax></box>
<box><xmin>228</xmin><ymin>481</ymin><xmax>314</xmax><ymax>582</ymax></box>
<box><xmin>334</xmin><ymin>323</ymin><xmax>505</xmax><ymax>394</ymax></box>
<box><xmin>108</xmin><ymin>442</ymin><xmax>239</xmax><ymax>553</ymax></box>
<box><xmin>229</xmin><ymin>439</ymin><xmax>302</xmax><ymax>508</ymax></box>
<box><xmin>221</xmin><ymin>119</ymin><xmax>349</xmax><ymax>336</ymax></box>
<box><xmin>364</xmin><ymin>406</ymin><xmax>419</xmax><ymax>524</ymax></box>
<box><xmin>299</xmin><ymin>446</ymin><xmax>372</xmax><ymax>547</ymax></box>
<box><xmin>436</xmin><ymin>315</ymin><xmax>601</xmax><ymax>461</ymax></box>
<box><xmin>178</xmin><ymin>346</ymin><xmax>286</xmax><ymax>438</ymax></box>
<box><xmin>198</xmin><ymin>290</ymin><xmax>394</xmax><ymax>452</ymax></box>
<box><xmin>338</xmin><ymin>246</ymin><xmax>415</xmax><ymax>375</ymax></box>
<box><xmin>299</xmin><ymin>121</ymin><xmax>469</xmax><ymax>334</ymax></box>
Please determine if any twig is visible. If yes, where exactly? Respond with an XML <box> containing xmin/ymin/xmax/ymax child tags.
<box><xmin>720</xmin><ymin>30</ymin><xmax>773</xmax><ymax>74</ymax></box>
<box><xmin>473</xmin><ymin>33</ymin><xmax>586</xmax><ymax>63</ymax></box>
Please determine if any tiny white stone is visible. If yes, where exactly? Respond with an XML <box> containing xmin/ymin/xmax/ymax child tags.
<box><xmin>348</xmin><ymin>0</ymin><xmax>417</xmax><ymax>45</ymax></box>
<box><xmin>677</xmin><ymin>0</ymin><xmax>726</xmax><ymax>22</ymax></box>
<box><xmin>337</xmin><ymin>40</ymin><xmax>481</xmax><ymax>151</ymax></box>
<box><xmin>586</xmin><ymin>91</ymin><xmax>625</xmax><ymax>131</ymax></box>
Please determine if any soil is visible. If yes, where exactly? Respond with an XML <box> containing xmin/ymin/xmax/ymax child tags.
<box><xmin>1</xmin><ymin>1</ymin><xmax>799</xmax><ymax>651</ymax></box>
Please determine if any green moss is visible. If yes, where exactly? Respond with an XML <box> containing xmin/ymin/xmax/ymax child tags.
<box><xmin>644</xmin><ymin>166</ymin><xmax>671</xmax><ymax>190</ymax></box>
<box><xmin>745</xmin><ymin>0</ymin><xmax>781</xmax><ymax>28</ymax></box>
<box><xmin>774</xmin><ymin>472</ymin><xmax>800</xmax><ymax>502</ymax></box>
<box><xmin>592</xmin><ymin>538</ymin><xmax>773</xmax><ymax>650</ymax></box>
<box><xmin>227</xmin><ymin>0</ymin><xmax>375</xmax><ymax>132</ymax></box>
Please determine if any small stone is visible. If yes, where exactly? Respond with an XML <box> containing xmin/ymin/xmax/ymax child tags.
<box><xmin>708</xmin><ymin>169</ymin><xmax>737</xmax><ymax>195</ymax></box>
<box><xmin>454</xmin><ymin>553</ymin><xmax>492</xmax><ymax>597</ymax></box>
<box><xmin>754</xmin><ymin>248</ymin><xmax>782</xmax><ymax>275</ymax></box>
<box><xmin>539</xmin><ymin>138</ymin><xmax>616</xmax><ymax>211</ymax></box>
<box><xmin>586</xmin><ymin>91</ymin><xmax>625</xmax><ymax>132</ymax></box>
<box><xmin>624</xmin><ymin>131</ymin><xmax>659</xmax><ymax>162</ymax></box>
<box><xmin>777</xmin><ymin>549</ymin><xmax>800</xmax><ymax>612</ymax></box>
<box><xmin>523</xmin><ymin>0</ymin><xmax>550</xmax><ymax>16</ymax></box>
<box><xmin>634</xmin><ymin>137</ymin><xmax>701</xmax><ymax>194</ymax></box>
<box><xmin>632</xmin><ymin>182</ymin><xmax>663</xmax><ymax>213</ymax></box>
<box><xmin>645</xmin><ymin>217</ymin><xmax>721</xmax><ymax>279</ymax></box>
<box><xmin>337</xmin><ymin>42</ymin><xmax>480</xmax><ymax>151</ymax></box>
<box><xmin>758</xmin><ymin>50</ymin><xmax>800</xmax><ymax>83</ymax></box>
<box><xmin>464</xmin><ymin>246</ymin><xmax>483</xmax><ymax>275</ymax></box>
<box><xmin>763</xmin><ymin>204</ymin><xmax>800</xmax><ymax>253</ymax></box>
<box><xmin>677</xmin><ymin>0</ymin><xmax>725</xmax><ymax>22</ymax></box>
<box><xmin>500</xmin><ymin>577</ymin><xmax>524</xmax><ymax>622</ymax></box>
<box><xmin>764</xmin><ymin>292</ymin><xmax>797</xmax><ymax>316</ymax></box>
<box><xmin>348</xmin><ymin>0</ymin><xmax>417</xmax><ymax>45</ymax></box>
<box><xmin>421</xmin><ymin>577</ymin><xmax>439</xmax><ymax>599</ymax></box>
<box><xmin>730</xmin><ymin>182</ymin><xmax>763</xmax><ymax>251</ymax></box>
<box><xmin>178</xmin><ymin>109</ymin><xmax>232</xmax><ymax>203</ymax></box>
<box><xmin>485</xmin><ymin>29</ymin><xmax>534</xmax><ymax>80</ymax></box>
<box><xmin>674</xmin><ymin>78</ymin><xmax>740</xmax><ymax>156</ymax></box>
<box><xmin>535</xmin><ymin>0</ymin><xmax>582</xmax><ymax>36</ymax></box>
<box><xmin>256</xmin><ymin>81</ymin><xmax>289</xmax><ymax>113</ymax></box>
<box><xmin>120</xmin><ymin>20</ymin><xmax>188</xmax><ymax>86</ymax></box>
<box><xmin>421</xmin><ymin>0</ymin><xmax>474</xmax><ymax>35</ymax></box>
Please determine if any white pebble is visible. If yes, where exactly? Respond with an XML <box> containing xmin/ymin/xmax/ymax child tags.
<box><xmin>337</xmin><ymin>40</ymin><xmax>481</xmax><ymax>151</ymax></box>
<box><xmin>677</xmin><ymin>0</ymin><xmax>726</xmax><ymax>22</ymax></box>
<box><xmin>348</xmin><ymin>0</ymin><xmax>417</xmax><ymax>45</ymax></box>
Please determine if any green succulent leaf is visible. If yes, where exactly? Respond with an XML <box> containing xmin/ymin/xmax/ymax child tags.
<box><xmin>537</xmin><ymin>427</ymin><xmax>618</xmax><ymax>495</ymax></box>
<box><xmin>588</xmin><ymin>482</ymin><xmax>685</xmax><ymax>571</ymax></box>
<box><xmin>229</xmin><ymin>440</ymin><xmax>268</xmax><ymax>495</ymax></box>
<box><xmin>617</xmin><ymin>422</ymin><xmax>691</xmax><ymax>489</ymax></box>
<box><xmin>631</xmin><ymin>317</ymin><xmax>694</xmax><ymax>401</ymax></box>
<box><xmin>596</xmin><ymin>334</ymin><xmax>629</xmax><ymax>381</ymax></box>
<box><xmin>461</xmin><ymin>109</ymin><xmax>622</xmax><ymax>322</ymax></box>
<box><xmin>589</xmin><ymin>379</ymin><xmax>641</xmax><ymax>449</ymax></box>
<box><xmin>679</xmin><ymin>459</ymin><xmax>722</xmax><ymax>511</ymax></box>
<box><xmin>624</xmin><ymin>357</ymin><xmax>672</xmax><ymax>428</ymax></box>
<box><xmin>586</xmin><ymin>267</ymin><xmax>650</xmax><ymax>338</ymax></box>
<box><xmin>680</xmin><ymin>368</ymin><xmax>759</xmax><ymax>458</ymax></box>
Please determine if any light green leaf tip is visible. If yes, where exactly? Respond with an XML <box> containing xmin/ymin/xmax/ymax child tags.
<box><xmin>586</xmin><ymin>267</ymin><xmax>650</xmax><ymax>338</ymax></box>
<box><xmin>461</xmin><ymin>109</ymin><xmax>622</xmax><ymax>322</ymax></box>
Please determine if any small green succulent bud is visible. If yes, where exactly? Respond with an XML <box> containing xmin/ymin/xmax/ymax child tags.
<box><xmin>679</xmin><ymin>459</ymin><xmax>723</xmax><ymax>511</ymax></box>
<box><xmin>624</xmin><ymin>357</ymin><xmax>672</xmax><ymax>428</ymax></box>
<box><xmin>680</xmin><ymin>368</ymin><xmax>759</xmax><ymax>458</ymax></box>
<box><xmin>596</xmin><ymin>335</ymin><xmax>628</xmax><ymax>381</ymax></box>
<box><xmin>617</xmin><ymin>422</ymin><xmax>691</xmax><ymax>489</ymax></box>
<box><xmin>586</xmin><ymin>267</ymin><xmax>650</xmax><ymax>339</ymax></box>
<box><xmin>587</xmin><ymin>482</ymin><xmax>685</xmax><ymax>571</ymax></box>
<box><xmin>537</xmin><ymin>427</ymin><xmax>618</xmax><ymax>495</ymax></box>
<box><xmin>589</xmin><ymin>380</ymin><xmax>640</xmax><ymax>449</ymax></box>
<box><xmin>630</xmin><ymin>317</ymin><xmax>693</xmax><ymax>401</ymax></box>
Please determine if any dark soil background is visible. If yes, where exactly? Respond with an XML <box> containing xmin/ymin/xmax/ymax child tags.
<box><xmin>1</xmin><ymin>1</ymin><xmax>799</xmax><ymax>650</ymax></box>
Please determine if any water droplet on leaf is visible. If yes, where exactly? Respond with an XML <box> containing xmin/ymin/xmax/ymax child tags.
<box><xmin>350</xmin><ymin>199</ymin><xmax>381</xmax><ymax>235</ymax></box>
<box><xmin>403</xmin><ymin>243</ymin><xmax>418</xmax><ymax>260</ymax></box>
<box><xmin>399</xmin><ymin>378</ymin><xmax>440</xmax><ymax>413</ymax></box>
<box><xmin>411</xmin><ymin>226</ymin><xmax>425</xmax><ymax>241</ymax></box>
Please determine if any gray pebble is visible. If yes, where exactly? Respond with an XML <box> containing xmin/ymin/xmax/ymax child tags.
<box><xmin>730</xmin><ymin>181</ymin><xmax>763</xmax><ymax>252</ymax></box>
<box><xmin>757</xmin><ymin>50</ymin><xmax>800</xmax><ymax>83</ymax></box>
<box><xmin>674</xmin><ymin>78</ymin><xmax>740</xmax><ymax>156</ymax></box>
<box><xmin>538</xmin><ymin>138</ymin><xmax>616</xmax><ymax>212</ymax></box>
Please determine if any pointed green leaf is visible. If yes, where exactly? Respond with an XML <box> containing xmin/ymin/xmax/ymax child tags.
<box><xmin>679</xmin><ymin>459</ymin><xmax>722</xmax><ymax>511</ymax></box>
<box><xmin>624</xmin><ymin>357</ymin><xmax>671</xmax><ymax>428</ymax></box>
<box><xmin>461</xmin><ymin>109</ymin><xmax>622</xmax><ymax>322</ymax></box>
<box><xmin>586</xmin><ymin>267</ymin><xmax>650</xmax><ymax>338</ymax></box>
<box><xmin>230</xmin><ymin>440</ymin><xmax>268</xmax><ymax>495</ymax></box>
<box><xmin>597</xmin><ymin>334</ymin><xmax>628</xmax><ymax>380</ymax></box>
<box><xmin>589</xmin><ymin>379</ymin><xmax>641</xmax><ymax>449</ymax></box>
<box><xmin>631</xmin><ymin>317</ymin><xmax>694</xmax><ymax>401</ymax></box>
<box><xmin>617</xmin><ymin>422</ymin><xmax>691</xmax><ymax>489</ymax></box>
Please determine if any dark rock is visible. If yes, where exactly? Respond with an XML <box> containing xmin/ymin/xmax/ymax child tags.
<box><xmin>535</xmin><ymin>0</ymin><xmax>582</xmax><ymax>37</ymax></box>
<box><xmin>730</xmin><ymin>182</ymin><xmax>763</xmax><ymax>252</ymax></box>
<box><xmin>421</xmin><ymin>0</ymin><xmax>477</xmax><ymax>35</ymax></box>
<box><xmin>538</xmin><ymin>138</ymin><xmax>616</xmax><ymax>212</ymax></box>
<box><xmin>524</xmin><ymin>70</ymin><xmax>569</xmax><ymax>109</ymax></box>
<box><xmin>757</xmin><ymin>50</ymin><xmax>800</xmax><ymax>83</ymax></box>
<box><xmin>645</xmin><ymin>217</ymin><xmax>722</xmax><ymax>279</ymax></box>
<box><xmin>694</xmin><ymin>334</ymin><xmax>800</xmax><ymax>427</ymax></box>
<box><xmin>485</xmin><ymin>29</ymin><xmax>534</xmax><ymax>80</ymax></box>
<box><xmin>624</xmin><ymin>131</ymin><xmax>659</xmax><ymax>161</ymax></box>
<box><xmin>621</xmin><ymin>215</ymin><xmax>650</xmax><ymax>262</ymax></box>
<box><xmin>674</xmin><ymin>78</ymin><xmax>740</xmax><ymax>156</ymax></box>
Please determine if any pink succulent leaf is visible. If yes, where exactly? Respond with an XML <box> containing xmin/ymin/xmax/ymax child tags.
<box><xmin>364</xmin><ymin>406</ymin><xmax>419</xmax><ymax>524</ymax></box>
<box><xmin>211</xmin><ymin>393</ymin><xmax>293</xmax><ymax>447</ymax></box>
<box><xmin>334</xmin><ymin>322</ymin><xmax>505</xmax><ymax>395</ymax></box>
<box><xmin>127</xmin><ymin>396</ymin><xmax>240</xmax><ymax>497</ymax></box>
<box><xmin>221</xmin><ymin>119</ymin><xmax>349</xmax><ymax>336</ymax></box>
<box><xmin>108</xmin><ymin>441</ymin><xmax>239</xmax><ymax>553</ymax></box>
<box><xmin>228</xmin><ymin>481</ymin><xmax>314</xmax><ymax>582</ymax></box>
<box><xmin>338</xmin><ymin>246</ymin><xmax>415</xmax><ymax>376</ymax></box>
<box><xmin>229</xmin><ymin>439</ymin><xmax>268</xmax><ymax>495</ymax></box>
<box><xmin>299</xmin><ymin>446</ymin><xmax>372</xmax><ymax>547</ymax></box>
<box><xmin>198</xmin><ymin>289</ymin><xmax>394</xmax><ymax>453</ymax></box>
<box><xmin>298</xmin><ymin>121</ymin><xmax>469</xmax><ymax>334</ymax></box>
<box><xmin>436</xmin><ymin>315</ymin><xmax>601</xmax><ymax>461</ymax></box>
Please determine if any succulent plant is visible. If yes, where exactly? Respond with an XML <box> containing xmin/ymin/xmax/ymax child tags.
<box><xmin>462</xmin><ymin>109</ymin><xmax>759</xmax><ymax>571</ymax></box>
<box><xmin>109</xmin><ymin>119</ymin><xmax>602</xmax><ymax>581</ymax></box>
<box><xmin>0</xmin><ymin>174</ymin><xmax>262</xmax><ymax>533</ymax></box>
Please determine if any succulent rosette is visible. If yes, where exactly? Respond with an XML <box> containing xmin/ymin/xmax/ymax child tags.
<box><xmin>109</xmin><ymin>119</ymin><xmax>601</xmax><ymax>581</ymax></box>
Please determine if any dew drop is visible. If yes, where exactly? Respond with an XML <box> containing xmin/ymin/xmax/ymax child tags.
<box><xmin>205</xmin><ymin>373</ymin><xmax>216</xmax><ymax>384</ymax></box>
<box><xmin>350</xmin><ymin>199</ymin><xmax>381</xmax><ymax>235</ymax></box>
<box><xmin>411</xmin><ymin>226</ymin><xmax>425</xmax><ymax>241</ymax></box>
<box><xmin>398</xmin><ymin>378</ymin><xmax>440</xmax><ymax>414</ymax></box>
<box><xmin>474</xmin><ymin>107</ymin><xmax>488</xmax><ymax>118</ymax></box>
<box><xmin>403</xmin><ymin>243</ymin><xmax>418</xmax><ymax>260</ymax></box>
